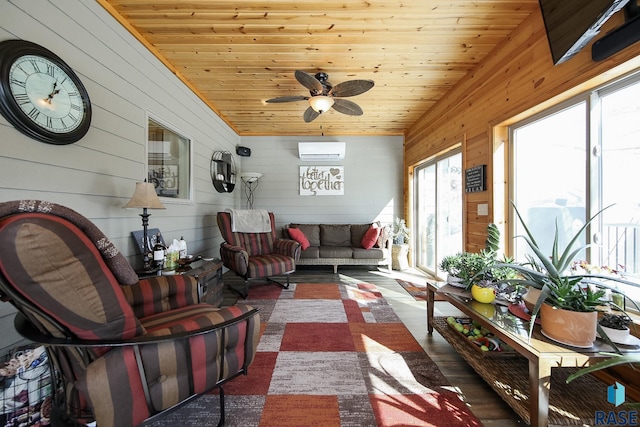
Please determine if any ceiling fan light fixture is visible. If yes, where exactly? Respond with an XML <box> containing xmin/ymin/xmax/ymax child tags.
<box><xmin>309</xmin><ymin>96</ymin><xmax>334</xmax><ymax>113</ymax></box>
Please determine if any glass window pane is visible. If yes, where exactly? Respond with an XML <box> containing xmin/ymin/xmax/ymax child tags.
<box><xmin>147</xmin><ymin>117</ymin><xmax>192</xmax><ymax>202</ymax></box>
<box><xmin>437</xmin><ymin>153</ymin><xmax>463</xmax><ymax>267</ymax></box>
<box><xmin>600</xmin><ymin>79</ymin><xmax>640</xmax><ymax>301</ymax></box>
<box><xmin>414</xmin><ymin>152</ymin><xmax>462</xmax><ymax>277</ymax></box>
<box><xmin>512</xmin><ymin>102</ymin><xmax>587</xmax><ymax>262</ymax></box>
<box><xmin>415</xmin><ymin>164</ymin><xmax>436</xmax><ymax>271</ymax></box>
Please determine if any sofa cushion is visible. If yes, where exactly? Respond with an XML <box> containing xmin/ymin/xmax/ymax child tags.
<box><xmin>353</xmin><ymin>247</ymin><xmax>385</xmax><ymax>260</ymax></box>
<box><xmin>361</xmin><ymin>225</ymin><xmax>381</xmax><ymax>249</ymax></box>
<box><xmin>319</xmin><ymin>246</ymin><xmax>353</xmax><ymax>258</ymax></box>
<box><xmin>288</xmin><ymin>227</ymin><xmax>310</xmax><ymax>250</ymax></box>
<box><xmin>320</xmin><ymin>224</ymin><xmax>351</xmax><ymax>247</ymax></box>
<box><xmin>350</xmin><ymin>224</ymin><xmax>370</xmax><ymax>246</ymax></box>
<box><xmin>289</xmin><ymin>224</ymin><xmax>320</xmax><ymax>247</ymax></box>
<box><xmin>298</xmin><ymin>246</ymin><xmax>320</xmax><ymax>259</ymax></box>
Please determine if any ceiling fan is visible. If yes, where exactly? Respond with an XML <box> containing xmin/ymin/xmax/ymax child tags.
<box><xmin>266</xmin><ymin>70</ymin><xmax>374</xmax><ymax>123</ymax></box>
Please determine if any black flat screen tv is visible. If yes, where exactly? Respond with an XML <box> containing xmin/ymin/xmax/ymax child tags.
<box><xmin>538</xmin><ymin>0</ymin><xmax>629</xmax><ymax>64</ymax></box>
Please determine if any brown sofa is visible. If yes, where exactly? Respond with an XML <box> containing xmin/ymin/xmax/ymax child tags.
<box><xmin>284</xmin><ymin>222</ymin><xmax>391</xmax><ymax>273</ymax></box>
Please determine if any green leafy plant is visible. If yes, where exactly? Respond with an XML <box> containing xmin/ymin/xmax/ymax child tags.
<box><xmin>439</xmin><ymin>251</ymin><xmax>489</xmax><ymax>288</ymax></box>
<box><xmin>493</xmin><ymin>202</ymin><xmax>639</xmax><ymax>341</ymax></box>
<box><xmin>545</xmin><ymin>276</ymin><xmax>606</xmax><ymax>312</ymax></box>
<box><xmin>485</xmin><ymin>222</ymin><xmax>500</xmax><ymax>255</ymax></box>
<box><xmin>474</xmin><ymin>223</ymin><xmax>518</xmax><ymax>287</ymax></box>
<box><xmin>440</xmin><ymin>223</ymin><xmax>517</xmax><ymax>290</ymax></box>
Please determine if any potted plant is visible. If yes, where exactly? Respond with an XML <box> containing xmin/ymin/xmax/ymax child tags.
<box><xmin>440</xmin><ymin>223</ymin><xmax>518</xmax><ymax>298</ymax></box>
<box><xmin>439</xmin><ymin>251</ymin><xmax>489</xmax><ymax>289</ymax></box>
<box><xmin>391</xmin><ymin>217</ymin><xmax>410</xmax><ymax>245</ymax></box>
<box><xmin>598</xmin><ymin>312</ymin><xmax>633</xmax><ymax>343</ymax></box>
<box><xmin>496</xmin><ymin>202</ymin><xmax>639</xmax><ymax>347</ymax></box>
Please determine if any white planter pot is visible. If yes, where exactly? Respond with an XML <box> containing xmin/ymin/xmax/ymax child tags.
<box><xmin>599</xmin><ymin>325</ymin><xmax>630</xmax><ymax>344</ymax></box>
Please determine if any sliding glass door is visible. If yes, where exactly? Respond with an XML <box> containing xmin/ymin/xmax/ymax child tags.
<box><xmin>414</xmin><ymin>151</ymin><xmax>462</xmax><ymax>277</ymax></box>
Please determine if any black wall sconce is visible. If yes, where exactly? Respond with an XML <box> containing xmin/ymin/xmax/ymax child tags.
<box><xmin>210</xmin><ymin>151</ymin><xmax>237</xmax><ymax>193</ymax></box>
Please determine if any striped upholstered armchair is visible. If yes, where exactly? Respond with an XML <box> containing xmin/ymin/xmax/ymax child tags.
<box><xmin>0</xmin><ymin>200</ymin><xmax>260</xmax><ymax>427</ymax></box>
<box><xmin>217</xmin><ymin>211</ymin><xmax>300</xmax><ymax>297</ymax></box>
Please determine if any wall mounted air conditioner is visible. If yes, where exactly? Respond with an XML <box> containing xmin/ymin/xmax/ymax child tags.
<box><xmin>298</xmin><ymin>142</ymin><xmax>346</xmax><ymax>161</ymax></box>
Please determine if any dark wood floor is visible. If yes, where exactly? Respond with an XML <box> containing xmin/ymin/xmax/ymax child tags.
<box><xmin>222</xmin><ymin>266</ymin><xmax>524</xmax><ymax>426</ymax></box>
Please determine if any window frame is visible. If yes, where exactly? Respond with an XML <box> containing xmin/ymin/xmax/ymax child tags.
<box><xmin>413</xmin><ymin>147</ymin><xmax>463</xmax><ymax>278</ymax></box>
<box><xmin>146</xmin><ymin>112</ymin><xmax>194</xmax><ymax>205</ymax></box>
<box><xmin>506</xmin><ymin>70</ymin><xmax>640</xmax><ymax>309</ymax></box>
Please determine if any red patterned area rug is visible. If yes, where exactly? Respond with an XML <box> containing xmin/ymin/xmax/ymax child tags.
<box><xmin>148</xmin><ymin>280</ymin><xmax>482</xmax><ymax>427</ymax></box>
<box><xmin>396</xmin><ymin>279</ymin><xmax>429</xmax><ymax>301</ymax></box>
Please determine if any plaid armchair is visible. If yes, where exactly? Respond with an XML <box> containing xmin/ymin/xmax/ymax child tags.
<box><xmin>217</xmin><ymin>211</ymin><xmax>300</xmax><ymax>297</ymax></box>
<box><xmin>0</xmin><ymin>200</ymin><xmax>260</xmax><ymax>427</ymax></box>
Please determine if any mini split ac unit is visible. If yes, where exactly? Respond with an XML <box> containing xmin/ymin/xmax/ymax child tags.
<box><xmin>298</xmin><ymin>142</ymin><xmax>346</xmax><ymax>161</ymax></box>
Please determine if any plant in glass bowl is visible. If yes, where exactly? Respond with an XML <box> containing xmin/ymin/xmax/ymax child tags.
<box><xmin>494</xmin><ymin>202</ymin><xmax>639</xmax><ymax>347</ymax></box>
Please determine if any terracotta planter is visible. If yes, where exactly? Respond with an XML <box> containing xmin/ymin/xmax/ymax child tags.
<box><xmin>540</xmin><ymin>304</ymin><xmax>598</xmax><ymax>347</ymax></box>
<box><xmin>522</xmin><ymin>287</ymin><xmax>542</xmax><ymax>312</ymax></box>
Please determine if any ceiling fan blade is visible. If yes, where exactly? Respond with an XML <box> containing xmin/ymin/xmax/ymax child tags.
<box><xmin>295</xmin><ymin>70</ymin><xmax>323</xmax><ymax>94</ymax></box>
<box><xmin>303</xmin><ymin>107</ymin><xmax>320</xmax><ymax>123</ymax></box>
<box><xmin>329</xmin><ymin>79</ymin><xmax>374</xmax><ymax>97</ymax></box>
<box><xmin>266</xmin><ymin>96</ymin><xmax>309</xmax><ymax>103</ymax></box>
<box><xmin>332</xmin><ymin>99</ymin><xmax>364</xmax><ymax>116</ymax></box>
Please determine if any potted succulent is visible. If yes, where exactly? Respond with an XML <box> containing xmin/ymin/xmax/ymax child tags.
<box><xmin>472</xmin><ymin>223</ymin><xmax>520</xmax><ymax>302</ymax></box>
<box><xmin>598</xmin><ymin>312</ymin><xmax>633</xmax><ymax>343</ymax></box>
<box><xmin>495</xmin><ymin>202</ymin><xmax>639</xmax><ymax>347</ymax></box>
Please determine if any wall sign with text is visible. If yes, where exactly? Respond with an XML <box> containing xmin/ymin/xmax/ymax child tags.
<box><xmin>299</xmin><ymin>165</ymin><xmax>344</xmax><ymax>196</ymax></box>
<box><xmin>465</xmin><ymin>165</ymin><xmax>486</xmax><ymax>193</ymax></box>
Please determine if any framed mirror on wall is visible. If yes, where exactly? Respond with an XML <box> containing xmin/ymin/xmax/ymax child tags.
<box><xmin>147</xmin><ymin>114</ymin><xmax>193</xmax><ymax>203</ymax></box>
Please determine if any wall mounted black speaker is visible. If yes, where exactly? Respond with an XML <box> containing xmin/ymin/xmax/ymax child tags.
<box><xmin>592</xmin><ymin>15</ymin><xmax>640</xmax><ymax>61</ymax></box>
<box><xmin>236</xmin><ymin>146</ymin><xmax>251</xmax><ymax>157</ymax></box>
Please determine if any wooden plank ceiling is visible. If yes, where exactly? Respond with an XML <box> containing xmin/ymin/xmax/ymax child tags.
<box><xmin>99</xmin><ymin>0</ymin><xmax>539</xmax><ymax>136</ymax></box>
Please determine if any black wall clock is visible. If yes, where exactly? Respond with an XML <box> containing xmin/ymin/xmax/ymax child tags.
<box><xmin>0</xmin><ymin>40</ymin><xmax>92</xmax><ymax>145</ymax></box>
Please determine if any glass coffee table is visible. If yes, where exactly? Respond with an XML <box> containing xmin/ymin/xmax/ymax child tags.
<box><xmin>427</xmin><ymin>281</ymin><xmax>640</xmax><ymax>427</ymax></box>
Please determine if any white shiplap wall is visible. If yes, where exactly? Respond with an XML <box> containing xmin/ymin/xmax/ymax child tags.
<box><xmin>0</xmin><ymin>0</ymin><xmax>242</xmax><ymax>353</ymax></box>
<box><xmin>238</xmin><ymin>136</ymin><xmax>404</xmax><ymax>229</ymax></box>
<box><xmin>0</xmin><ymin>1</ymin><xmax>404</xmax><ymax>353</ymax></box>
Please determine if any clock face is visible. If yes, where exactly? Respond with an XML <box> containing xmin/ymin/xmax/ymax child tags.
<box><xmin>0</xmin><ymin>40</ymin><xmax>91</xmax><ymax>145</ymax></box>
<box><xmin>9</xmin><ymin>55</ymin><xmax>85</xmax><ymax>133</ymax></box>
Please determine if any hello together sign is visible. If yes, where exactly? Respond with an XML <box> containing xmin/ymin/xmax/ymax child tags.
<box><xmin>299</xmin><ymin>165</ymin><xmax>344</xmax><ymax>196</ymax></box>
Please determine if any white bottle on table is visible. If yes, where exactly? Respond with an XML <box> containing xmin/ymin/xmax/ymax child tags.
<box><xmin>179</xmin><ymin>236</ymin><xmax>188</xmax><ymax>259</ymax></box>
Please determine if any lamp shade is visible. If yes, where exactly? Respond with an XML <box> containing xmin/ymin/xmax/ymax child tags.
<box><xmin>309</xmin><ymin>96</ymin><xmax>335</xmax><ymax>113</ymax></box>
<box><xmin>123</xmin><ymin>182</ymin><xmax>166</xmax><ymax>209</ymax></box>
<box><xmin>240</xmin><ymin>172</ymin><xmax>262</xmax><ymax>183</ymax></box>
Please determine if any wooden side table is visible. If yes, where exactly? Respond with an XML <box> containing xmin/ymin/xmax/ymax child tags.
<box><xmin>183</xmin><ymin>258</ymin><xmax>224</xmax><ymax>306</ymax></box>
<box><xmin>137</xmin><ymin>258</ymin><xmax>224</xmax><ymax>307</ymax></box>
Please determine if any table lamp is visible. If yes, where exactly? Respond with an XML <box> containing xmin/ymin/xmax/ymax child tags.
<box><xmin>124</xmin><ymin>181</ymin><xmax>166</xmax><ymax>270</ymax></box>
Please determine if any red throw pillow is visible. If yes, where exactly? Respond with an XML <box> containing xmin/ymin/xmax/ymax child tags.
<box><xmin>361</xmin><ymin>226</ymin><xmax>381</xmax><ymax>249</ymax></box>
<box><xmin>288</xmin><ymin>227</ymin><xmax>310</xmax><ymax>250</ymax></box>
